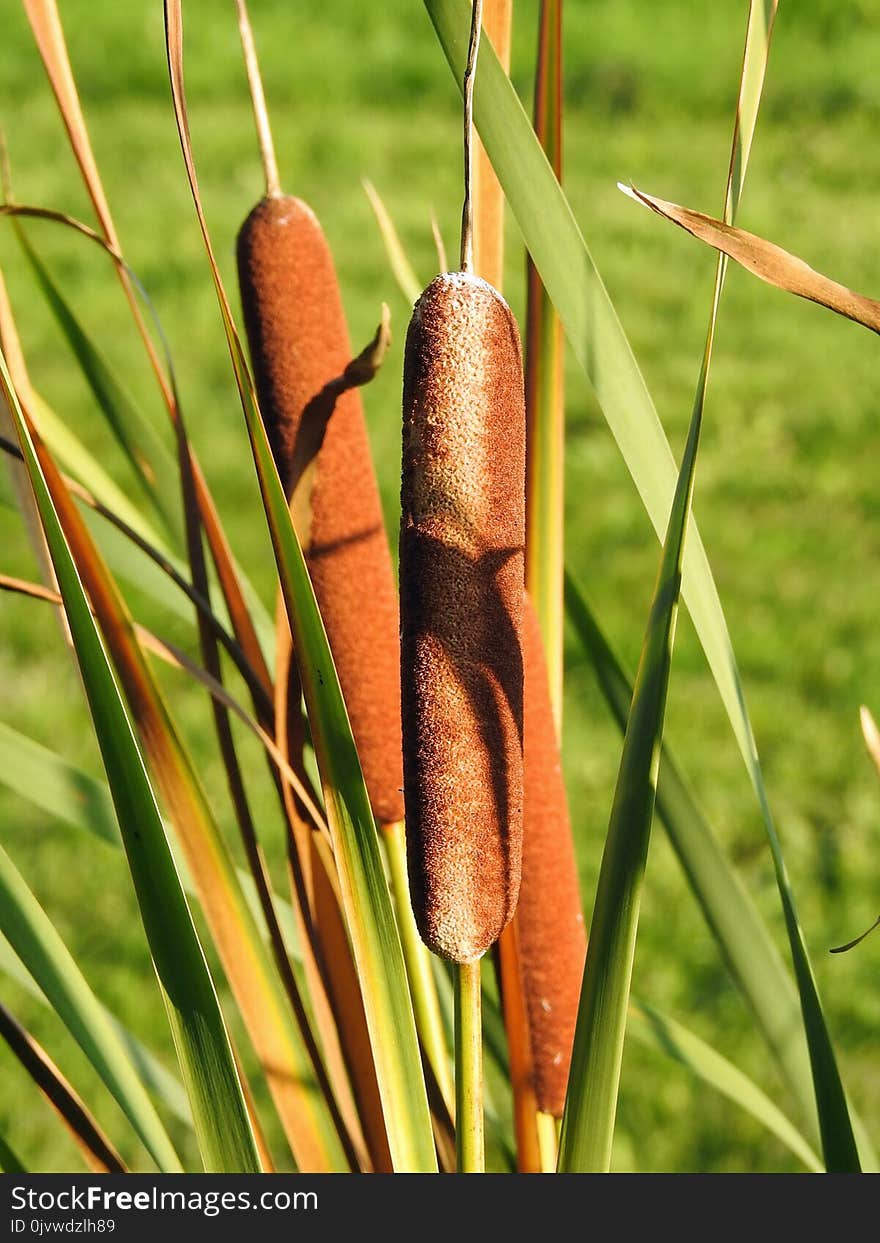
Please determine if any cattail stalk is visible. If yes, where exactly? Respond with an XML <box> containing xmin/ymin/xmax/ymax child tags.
<box><xmin>454</xmin><ymin>960</ymin><xmax>485</xmax><ymax>1172</ymax></box>
<box><xmin>401</xmin><ymin>0</ymin><xmax>524</xmax><ymax>1173</ymax></box>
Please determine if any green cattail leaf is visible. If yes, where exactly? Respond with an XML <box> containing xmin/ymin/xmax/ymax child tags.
<box><xmin>564</xmin><ymin>575</ymin><xmax>878</xmax><ymax>1171</ymax></box>
<box><xmin>524</xmin><ymin>0</ymin><xmax>565</xmax><ymax>726</ymax></box>
<box><xmin>0</xmin><ymin>721</ymin><xmax>302</xmax><ymax>970</ymax></box>
<box><xmin>0</xmin><ymin>935</ymin><xmax>192</xmax><ymax>1130</ymax></box>
<box><xmin>14</xmin><ymin>229</ymin><xmax>181</xmax><ymax>542</ymax></box>
<box><xmin>559</xmin><ymin>349</ymin><xmax>704</xmax><ymax>1170</ymax></box>
<box><xmin>628</xmin><ymin>1001</ymin><xmax>822</xmax><ymax>1173</ymax></box>
<box><xmin>0</xmin><ymin>841</ymin><xmax>182</xmax><ymax>1171</ymax></box>
<box><xmin>0</xmin><ymin>348</ymin><xmax>260</xmax><ymax>1173</ymax></box>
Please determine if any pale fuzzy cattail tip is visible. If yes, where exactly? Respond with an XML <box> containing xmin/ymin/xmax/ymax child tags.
<box><xmin>401</xmin><ymin>271</ymin><xmax>526</xmax><ymax>963</ymax></box>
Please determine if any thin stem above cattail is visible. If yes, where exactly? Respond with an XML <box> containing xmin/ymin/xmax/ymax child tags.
<box><xmin>235</xmin><ymin>0</ymin><xmax>281</xmax><ymax>198</ymax></box>
<box><xmin>459</xmin><ymin>0</ymin><xmax>484</xmax><ymax>273</ymax></box>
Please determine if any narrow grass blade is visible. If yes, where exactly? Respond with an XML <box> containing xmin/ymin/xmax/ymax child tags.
<box><xmin>21</xmin><ymin>0</ymin><xmax>116</xmax><ymax>242</ymax></box>
<box><xmin>0</xmin><ymin>269</ymin><xmax>56</xmax><ymax>592</ymax></box>
<box><xmin>15</xmin><ymin>229</ymin><xmax>180</xmax><ymax>538</ymax></box>
<box><xmin>0</xmin><ymin>841</ymin><xmax>182</xmax><ymax>1171</ymax></box>
<box><xmin>164</xmin><ymin>0</ymin><xmax>436</xmax><ymax>1172</ymax></box>
<box><xmin>0</xmin><ymin>722</ymin><xmax>302</xmax><ymax>957</ymax></box>
<box><xmin>0</xmin><ymin>550</ymin><xmax>338</xmax><ymax>1169</ymax></box>
<box><xmin>628</xmin><ymin>1001</ymin><xmax>822</xmax><ymax>1173</ymax></box>
<box><xmin>559</xmin><ymin>361</ymin><xmax>705</xmax><ymax>1171</ymax></box>
<box><xmin>0</xmin><ymin>350</ymin><xmax>260</xmax><ymax>1174</ymax></box>
<box><xmin>0</xmin><ymin>1002</ymin><xmax>126</xmax><ymax>1173</ymax></box>
<box><xmin>564</xmin><ymin>573</ymin><xmax>816</xmax><ymax>1151</ymax></box>
<box><xmin>622</xmin><ymin>187</ymin><xmax>880</xmax><ymax>336</ymax></box>
<box><xmin>362</xmin><ymin>180</ymin><xmax>422</xmax><ymax>306</ymax></box>
<box><xmin>525</xmin><ymin>0</ymin><xmax>565</xmax><ymax>725</ymax></box>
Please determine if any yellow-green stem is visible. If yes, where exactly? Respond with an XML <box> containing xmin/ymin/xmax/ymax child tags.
<box><xmin>383</xmin><ymin>821</ymin><xmax>455</xmax><ymax>1116</ymax></box>
<box><xmin>455</xmin><ymin>960</ymin><xmax>484</xmax><ymax>1172</ymax></box>
<box><xmin>537</xmin><ymin>1110</ymin><xmax>558</xmax><ymax>1172</ymax></box>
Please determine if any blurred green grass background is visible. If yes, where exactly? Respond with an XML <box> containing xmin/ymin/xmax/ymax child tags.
<box><xmin>1</xmin><ymin>0</ymin><xmax>878</xmax><ymax>1172</ymax></box>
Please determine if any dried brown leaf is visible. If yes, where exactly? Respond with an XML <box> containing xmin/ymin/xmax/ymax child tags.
<box><xmin>622</xmin><ymin>185</ymin><xmax>880</xmax><ymax>335</ymax></box>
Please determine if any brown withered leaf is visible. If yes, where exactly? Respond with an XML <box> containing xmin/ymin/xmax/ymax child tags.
<box><xmin>620</xmin><ymin>184</ymin><xmax>880</xmax><ymax>336</ymax></box>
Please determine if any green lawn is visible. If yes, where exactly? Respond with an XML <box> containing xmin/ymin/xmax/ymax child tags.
<box><xmin>1</xmin><ymin>0</ymin><xmax>878</xmax><ymax>1172</ymax></box>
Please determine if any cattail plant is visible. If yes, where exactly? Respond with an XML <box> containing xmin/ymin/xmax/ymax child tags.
<box><xmin>0</xmin><ymin>0</ymin><xmax>871</xmax><ymax>1180</ymax></box>
<box><xmin>400</xmin><ymin>0</ymin><xmax>526</xmax><ymax>1171</ymax></box>
<box><xmin>234</xmin><ymin>6</ymin><xmax>404</xmax><ymax>833</ymax></box>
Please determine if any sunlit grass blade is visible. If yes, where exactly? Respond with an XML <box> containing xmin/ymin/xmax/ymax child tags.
<box><xmin>0</xmin><ymin>269</ymin><xmax>56</xmax><ymax>591</ymax></box>
<box><xmin>0</xmin><ymin>350</ymin><xmax>261</xmax><ymax>1174</ymax></box>
<box><xmin>628</xmin><ymin>1001</ymin><xmax>822</xmax><ymax>1173</ymax></box>
<box><xmin>362</xmin><ymin>179</ymin><xmax>422</xmax><ymax>305</ymax></box>
<box><xmin>0</xmin><ymin>840</ymin><xmax>182</xmax><ymax>1171</ymax></box>
<box><xmin>0</xmin><ymin>1001</ymin><xmax>126</xmax><ymax>1173</ymax></box>
<box><xmin>0</xmin><ymin>722</ymin><xmax>303</xmax><ymax>959</ymax></box>
<box><xmin>164</xmin><ymin>0</ymin><xmax>436</xmax><ymax>1172</ymax></box>
<box><xmin>525</xmin><ymin>0</ymin><xmax>564</xmax><ymax>725</ymax></box>
<box><xmin>564</xmin><ymin>573</ymin><xmax>816</xmax><ymax>1150</ymax></box>
<box><xmin>558</xmin><ymin>360</ymin><xmax>705</xmax><ymax>1171</ymax></box>
<box><xmin>861</xmin><ymin>706</ymin><xmax>880</xmax><ymax>777</ymax></box>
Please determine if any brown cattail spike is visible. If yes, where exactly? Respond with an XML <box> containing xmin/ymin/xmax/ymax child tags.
<box><xmin>401</xmin><ymin>271</ymin><xmax>525</xmax><ymax>963</ymax></box>
<box><xmin>518</xmin><ymin>596</ymin><xmax>586</xmax><ymax>1117</ymax></box>
<box><xmin>237</xmin><ymin>195</ymin><xmax>404</xmax><ymax>826</ymax></box>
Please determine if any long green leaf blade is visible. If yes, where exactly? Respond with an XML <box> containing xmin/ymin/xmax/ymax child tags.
<box><xmin>564</xmin><ymin>575</ymin><xmax>879</xmax><ymax>1171</ymax></box>
<box><xmin>0</xmin><ymin>935</ymin><xmax>192</xmax><ymax>1130</ymax></box>
<box><xmin>0</xmin><ymin>348</ymin><xmax>260</xmax><ymax>1173</ymax></box>
<box><xmin>559</xmin><ymin>377</ymin><xmax>704</xmax><ymax>1170</ymax></box>
<box><xmin>525</xmin><ymin>0</ymin><xmax>565</xmax><ymax>727</ymax></box>
<box><xmin>15</xmin><ymin>230</ymin><xmax>180</xmax><ymax>541</ymax></box>
<box><xmin>0</xmin><ymin>841</ymin><xmax>182</xmax><ymax>1171</ymax></box>
<box><xmin>628</xmin><ymin>1001</ymin><xmax>822</xmax><ymax>1173</ymax></box>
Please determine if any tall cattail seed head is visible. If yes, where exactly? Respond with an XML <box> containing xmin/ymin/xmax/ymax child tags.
<box><xmin>401</xmin><ymin>271</ymin><xmax>526</xmax><ymax>963</ymax></box>
<box><xmin>518</xmin><ymin>597</ymin><xmax>586</xmax><ymax>1117</ymax></box>
<box><xmin>237</xmin><ymin>194</ymin><xmax>404</xmax><ymax>825</ymax></box>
